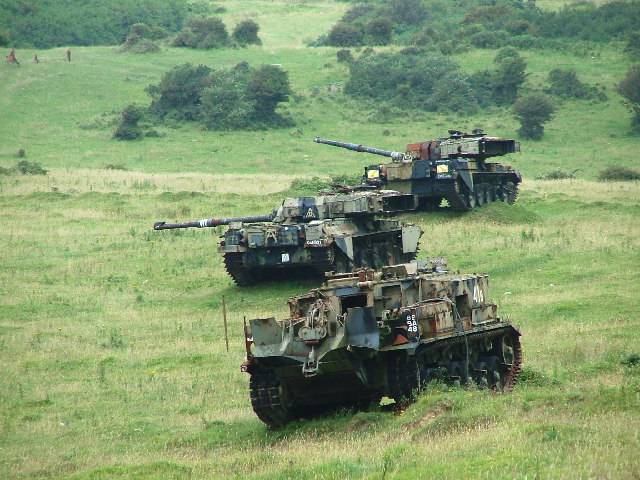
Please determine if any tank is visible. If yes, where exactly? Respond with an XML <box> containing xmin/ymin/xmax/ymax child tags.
<box><xmin>154</xmin><ymin>191</ymin><xmax>423</xmax><ymax>286</ymax></box>
<box><xmin>241</xmin><ymin>260</ymin><xmax>522</xmax><ymax>427</ymax></box>
<box><xmin>315</xmin><ymin>129</ymin><xmax>522</xmax><ymax>211</ymax></box>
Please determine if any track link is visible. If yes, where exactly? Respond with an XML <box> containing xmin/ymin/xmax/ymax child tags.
<box><xmin>223</xmin><ymin>253</ymin><xmax>257</xmax><ymax>286</ymax></box>
<box><xmin>386</xmin><ymin>326</ymin><xmax>523</xmax><ymax>399</ymax></box>
<box><xmin>308</xmin><ymin>247</ymin><xmax>336</xmax><ymax>277</ymax></box>
<box><xmin>249</xmin><ymin>371</ymin><xmax>292</xmax><ymax>428</ymax></box>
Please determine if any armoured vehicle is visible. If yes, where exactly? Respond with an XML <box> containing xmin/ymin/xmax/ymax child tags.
<box><xmin>242</xmin><ymin>260</ymin><xmax>522</xmax><ymax>427</ymax></box>
<box><xmin>154</xmin><ymin>191</ymin><xmax>422</xmax><ymax>286</ymax></box>
<box><xmin>315</xmin><ymin>129</ymin><xmax>521</xmax><ymax>211</ymax></box>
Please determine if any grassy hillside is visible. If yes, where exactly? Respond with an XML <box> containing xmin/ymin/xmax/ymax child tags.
<box><xmin>1</xmin><ymin>1</ymin><xmax>639</xmax><ymax>479</ymax></box>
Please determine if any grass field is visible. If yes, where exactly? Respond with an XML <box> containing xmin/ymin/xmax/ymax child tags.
<box><xmin>1</xmin><ymin>1</ymin><xmax>639</xmax><ymax>478</ymax></box>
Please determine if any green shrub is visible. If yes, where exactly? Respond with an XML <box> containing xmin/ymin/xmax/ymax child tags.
<box><xmin>120</xmin><ymin>23</ymin><xmax>164</xmax><ymax>53</ymax></box>
<box><xmin>491</xmin><ymin>49</ymin><xmax>527</xmax><ymax>105</ymax></box>
<box><xmin>145</xmin><ymin>62</ymin><xmax>294</xmax><ymax>131</ymax></box>
<box><xmin>597</xmin><ymin>166</ymin><xmax>640</xmax><ymax>181</ymax></box>
<box><xmin>366</xmin><ymin>18</ymin><xmax>392</xmax><ymax>46</ymax></box>
<box><xmin>105</xmin><ymin>164</ymin><xmax>129</xmax><ymax>171</ymax></box>
<box><xmin>534</xmin><ymin>168</ymin><xmax>576</xmax><ymax>180</ymax></box>
<box><xmin>327</xmin><ymin>23</ymin><xmax>364</xmax><ymax>47</ymax></box>
<box><xmin>0</xmin><ymin>160</ymin><xmax>48</xmax><ymax>175</ymax></box>
<box><xmin>172</xmin><ymin>17</ymin><xmax>230</xmax><ymax>49</ymax></box>
<box><xmin>616</xmin><ymin>64</ymin><xmax>640</xmax><ymax>134</ymax></box>
<box><xmin>113</xmin><ymin>103</ymin><xmax>145</xmax><ymax>140</ymax></box>
<box><xmin>513</xmin><ymin>93</ymin><xmax>556</xmax><ymax>140</ymax></box>
<box><xmin>546</xmin><ymin>69</ymin><xmax>606</xmax><ymax>100</ymax></box>
<box><xmin>344</xmin><ymin>49</ymin><xmax>476</xmax><ymax>114</ymax></box>
<box><xmin>336</xmin><ymin>49</ymin><xmax>354</xmax><ymax>63</ymax></box>
<box><xmin>231</xmin><ymin>19</ymin><xmax>261</xmax><ymax>46</ymax></box>
<box><xmin>469</xmin><ymin>30</ymin><xmax>509</xmax><ymax>48</ymax></box>
<box><xmin>146</xmin><ymin>63</ymin><xmax>213</xmax><ymax>121</ymax></box>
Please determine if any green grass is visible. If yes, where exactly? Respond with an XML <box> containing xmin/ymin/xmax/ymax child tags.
<box><xmin>1</xmin><ymin>1</ymin><xmax>640</xmax><ymax>478</ymax></box>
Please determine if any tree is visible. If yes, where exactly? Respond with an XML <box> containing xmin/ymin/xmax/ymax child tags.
<box><xmin>146</xmin><ymin>63</ymin><xmax>212</xmax><ymax>120</ymax></box>
<box><xmin>246</xmin><ymin>65</ymin><xmax>292</xmax><ymax>122</ymax></box>
<box><xmin>513</xmin><ymin>93</ymin><xmax>556</xmax><ymax>140</ymax></box>
<box><xmin>491</xmin><ymin>49</ymin><xmax>527</xmax><ymax>105</ymax></box>
<box><xmin>232</xmin><ymin>19</ymin><xmax>261</xmax><ymax>46</ymax></box>
<box><xmin>616</xmin><ymin>63</ymin><xmax>640</xmax><ymax>133</ymax></box>
<box><xmin>616</xmin><ymin>64</ymin><xmax>640</xmax><ymax>133</ymax></box>
<box><xmin>199</xmin><ymin>70</ymin><xmax>254</xmax><ymax>130</ymax></box>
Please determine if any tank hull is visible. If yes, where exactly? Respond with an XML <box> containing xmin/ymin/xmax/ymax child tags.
<box><xmin>366</xmin><ymin>160</ymin><xmax>521</xmax><ymax>211</ymax></box>
<box><xmin>219</xmin><ymin>219</ymin><xmax>422</xmax><ymax>286</ymax></box>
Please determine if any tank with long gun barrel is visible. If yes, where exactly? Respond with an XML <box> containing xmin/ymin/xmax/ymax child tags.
<box><xmin>154</xmin><ymin>191</ymin><xmax>423</xmax><ymax>287</ymax></box>
<box><xmin>315</xmin><ymin>129</ymin><xmax>522</xmax><ymax>211</ymax></box>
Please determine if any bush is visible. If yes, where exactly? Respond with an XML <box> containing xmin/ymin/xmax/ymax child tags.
<box><xmin>146</xmin><ymin>63</ymin><xmax>213</xmax><ymax>120</ymax></box>
<box><xmin>366</xmin><ymin>18</ymin><xmax>392</xmax><ymax>46</ymax></box>
<box><xmin>327</xmin><ymin>23</ymin><xmax>364</xmax><ymax>47</ymax></box>
<box><xmin>145</xmin><ymin>62</ymin><xmax>294</xmax><ymax>131</ymax></box>
<box><xmin>470</xmin><ymin>30</ymin><xmax>509</xmax><ymax>48</ymax></box>
<box><xmin>113</xmin><ymin>103</ymin><xmax>145</xmax><ymax>140</ymax></box>
<box><xmin>120</xmin><ymin>22</ymin><xmax>165</xmax><ymax>53</ymax></box>
<box><xmin>597</xmin><ymin>166</ymin><xmax>640</xmax><ymax>181</ymax></box>
<box><xmin>546</xmin><ymin>69</ymin><xmax>605</xmax><ymax>100</ymax></box>
<box><xmin>246</xmin><ymin>65</ymin><xmax>293</xmax><ymax>122</ymax></box>
<box><xmin>172</xmin><ymin>17</ymin><xmax>229</xmax><ymax>49</ymax></box>
<box><xmin>513</xmin><ymin>93</ymin><xmax>556</xmax><ymax>140</ymax></box>
<box><xmin>534</xmin><ymin>168</ymin><xmax>576</xmax><ymax>180</ymax></box>
<box><xmin>616</xmin><ymin>64</ymin><xmax>640</xmax><ymax>133</ymax></box>
<box><xmin>105</xmin><ymin>163</ymin><xmax>129</xmax><ymax>171</ymax></box>
<box><xmin>344</xmin><ymin>50</ymin><xmax>473</xmax><ymax>113</ymax></box>
<box><xmin>232</xmin><ymin>19</ymin><xmax>261</xmax><ymax>46</ymax></box>
<box><xmin>336</xmin><ymin>49</ymin><xmax>354</xmax><ymax>63</ymax></box>
<box><xmin>0</xmin><ymin>160</ymin><xmax>48</xmax><ymax>175</ymax></box>
<box><xmin>491</xmin><ymin>49</ymin><xmax>527</xmax><ymax>105</ymax></box>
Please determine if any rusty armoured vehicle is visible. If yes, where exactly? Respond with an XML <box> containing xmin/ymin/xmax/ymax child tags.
<box><xmin>242</xmin><ymin>260</ymin><xmax>522</xmax><ymax>427</ymax></box>
<box><xmin>154</xmin><ymin>191</ymin><xmax>422</xmax><ymax>286</ymax></box>
<box><xmin>315</xmin><ymin>129</ymin><xmax>521</xmax><ymax>211</ymax></box>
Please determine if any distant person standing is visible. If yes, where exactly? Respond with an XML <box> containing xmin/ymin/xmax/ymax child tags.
<box><xmin>65</xmin><ymin>48</ymin><xmax>71</xmax><ymax>62</ymax></box>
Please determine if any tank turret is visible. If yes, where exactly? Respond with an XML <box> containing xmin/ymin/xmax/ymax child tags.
<box><xmin>315</xmin><ymin>129</ymin><xmax>522</xmax><ymax>211</ymax></box>
<box><xmin>241</xmin><ymin>260</ymin><xmax>522</xmax><ymax>427</ymax></box>
<box><xmin>154</xmin><ymin>191</ymin><xmax>423</xmax><ymax>287</ymax></box>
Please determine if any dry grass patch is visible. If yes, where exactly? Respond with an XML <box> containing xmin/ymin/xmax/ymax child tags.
<box><xmin>0</xmin><ymin>169</ymin><xmax>304</xmax><ymax>196</ymax></box>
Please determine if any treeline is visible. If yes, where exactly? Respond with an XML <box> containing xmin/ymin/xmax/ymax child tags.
<box><xmin>0</xmin><ymin>0</ymin><xmax>206</xmax><ymax>48</ymax></box>
<box><xmin>316</xmin><ymin>0</ymin><xmax>640</xmax><ymax>52</ymax></box>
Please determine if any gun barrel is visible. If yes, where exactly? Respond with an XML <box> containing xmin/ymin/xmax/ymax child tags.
<box><xmin>154</xmin><ymin>214</ymin><xmax>274</xmax><ymax>230</ymax></box>
<box><xmin>314</xmin><ymin>137</ymin><xmax>406</xmax><ymax>161</ymax></box>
